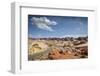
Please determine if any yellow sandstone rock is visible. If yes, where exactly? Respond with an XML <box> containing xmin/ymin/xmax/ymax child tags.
<box><xmin>28</xmin><ymin>41</ymin><xmax>48</xmax><ymax>55</ymax></box>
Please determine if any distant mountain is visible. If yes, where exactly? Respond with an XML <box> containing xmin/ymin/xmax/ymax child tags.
<box><xmin>28</xmin><ymin>36</ymin><xmax>88</xmax><ymax>41</ymax></box>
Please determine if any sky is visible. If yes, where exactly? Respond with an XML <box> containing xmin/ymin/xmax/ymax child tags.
<box><xmin>28</xmin><ymin>15</ymin><xmax>88</xmax><ymax>38</ymax></box>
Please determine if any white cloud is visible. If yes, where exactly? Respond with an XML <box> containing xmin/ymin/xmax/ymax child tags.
<box><xmin>62</xmin><ymin>34</ymin><xmax>87</xmax><ymax>38</ymax></box>
<box><xmin>62</xmin><ymin>35</ymin><xmax>73</xmax><ymax>38</ymax></box>
<box><xmin>31</xmin><ymin>17</ymin><xmax>57</xmax><ymax>31</ymax></box>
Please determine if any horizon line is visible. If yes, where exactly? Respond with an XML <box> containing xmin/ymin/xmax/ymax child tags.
<box><xmin>28</xmin><ymin>36</ymin><xmax>88</xmax><ymax>39</ymax></box>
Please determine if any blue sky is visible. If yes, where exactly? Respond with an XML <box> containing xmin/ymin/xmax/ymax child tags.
<box><xmin>28</xmin><ymin>15</ymin><xmax>88</xmax><ymax>38</ymax></box>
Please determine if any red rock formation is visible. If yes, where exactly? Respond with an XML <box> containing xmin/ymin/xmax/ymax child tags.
<box><xmin>48</xmin><ymin>48</ymin><xmax>80</xmax><ymax>59</ymax></box>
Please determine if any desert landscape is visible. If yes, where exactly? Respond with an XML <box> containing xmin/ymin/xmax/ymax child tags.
<box><xmin>28</xmin><ymin>15</ymin><xmax>88</xmax><ymax>61</ymax></box>
<box><xmin>28</xmin><ymin>36</ymin><xmax>88</xmax><ymax>60</ymax></box>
